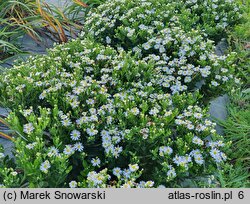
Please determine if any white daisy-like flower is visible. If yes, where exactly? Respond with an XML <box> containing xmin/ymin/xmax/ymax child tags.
<box><xmin>23</xmin><ymin>123</ymin><xmax>35</xmax><ymax>134</ymax></box>
<box><xmin>76</xmin><ymin>116</ymin><xmax>89</xmax><ymax>125</ymax></box>
<box><xmin>187</xmin><ymin>123</ymin><xmax>194</xmax><ymax>130</ymax></box>
<box><xmin>142</xmin><ymin>42</ymin><xmax>151</xmax><ymax>50</ymax></box>
<box><xmin>216</xmin><ymin>140</ymin><xmax>225</xmax><ymax>147</ymax></box>
<box><xmin>70</xmin><ymin>130</ymin><xmax>81</xmax><ymax>141</ymax></box>
<box><xmin>48</xmin><ymin>147</ymin><xmax>59</xmax><ymax>157</ymax></box>
<box><xmin>145</xmin><ymin>181</ymin><xmax>154</xmax><ymax>187</ymax></box>
<box><xmin>149</xmin><ymin>107</ymin><xmax>159</xmax><ymax>116</ymax></box>
<box><xmin>211</xmin><ymin>81</ymin><xmax>219</xmax><ymax>86</ymax></box>
<box><xmin>194</xmin><ymin>154</ymin><xmax>204</xmax><ymax>165</ymax></box>
<box><xmin>235</xmin><ymin>78</ymin><xmax>240</xmax><ymax>83</ymax></box>
<box><xmin>123</xmin><ymin>169</ymin><xmax>131</xmax><ymax>179</ymax></box>
<box><xmin>138</xmin><ymin>181</ymin><xmax>146</xmax><ymax>188</ymax></box>
<box><xmin>69</xmin><ymin>180</ymin><xmax>77</xmax><ymax>188</ymax></box>
<box><xmin>192</xmin><ymin>136</ymin><xmax>204</xmax><ymax>146</ymax></box>
<box><xmin>159</xmin><ymin>146</ymin><xmax>173</xmax><ymax>156</ymax></box>
<box><xmin>130</xmin><ymin>107</ymin><xmax>140</xmax><ymax>116</ymax></box>
<box><xmin>220</xmin><ymin>152</ymin><xmax>227</xmax><ymax>161</ymax></box>
<box><xmin>40</xmin><ymin>160</ymin><xmax>51</xmax><ymax>173</ymax></box>
<box><xmin>164</xmin><ymin>110</ymin><xmax>172</xmax><ymax>117</ymax></box>
<box><xmin>39</xmin><ymin>91</ymin><xmax>47</xmax><ymax>100</ymax></box>
<box><xmin>26</xmin><ymin>142</ymin><xmax>37</xmax><ymax>149</ymax></box>
<box><xmin>121</xmin><ymin>183</ymin><xmax>131</xmax><ymax>188</ymax></box>
<box><xmin>63</xmin><ymin>145</ymin><xmax>74</xmax><ymax>155</ymax></box>
<box><xmin>207</xmin><ymin>141</ymin><xmax>217</xmax><ymax>148</ymax></box>
<box><xmin>91</xmin><ymin>157</ymin><xmax>101</xmax><ymax>167</ymax></box>
<box><xmin>106</xmin><ymin>116</ymin><xmax>112</xmax><ymax>124</ymax></box>
<box><xmin>173</xmin><ymin>155</ymin><xmax>191</xmax><ymax>167</ymax></box>
<box><xmin>128</xmin><ymin>164</ymin><xmax>139</xmax><ymax>172</ymax></box>
<box><xmin>193</xmin><ymin>112</ymin><xmax>203</xmax><ymax>119</ymax></box>
<box><xmin>210</xmin><ymin>148</ymin><xmax>223</xmax><ymax>163</ymax></box>
<box><xmin>23</xmin><ymin>107</ymin><xmax>33</xmax><ymax>117</ymax></box>
<box><xmin>86</xmin><ymin>99</ymin><xmax>95</xmax><ymax>105</ymax></box>
<box><xmin>70</xmin><ymin>100</ymin><xmax>80</xmax><ymax>109</ymax></box>
<box><xmin>74</xmin><ymin>142</ymin><xmax>84</xmax><ymax>152</ymax></box>
<box><xmin>35</xmin><ymin>81</ymin><xmax>43</xmax><ymax>87</ymax></box>
<box><xmin>159</xmin><ymin>45</ymin><xmax>166</xmax><ymax>53</ymax></box>
<box><xmin>167</xmin><ymin>169</ymin><xmax>176</xmax><ymax>178</ymax></box>
<box><xmin>11</xmin><ymin>171</ymin><xmax>18</xmax><ymax>176</ymax></box>
<box><xmin>113</xmin><ymin>167</ymin><xmax>122</xmax><ymax>177</ymax></box>
<box><xmin>86</xmin><ymin>128</ymin><xmax>98</xmax><ymax>136</ymax></box>
<box><xmin>61</xmin><ymin>118</ymin><xmax>72</xmax><ymax>127</ymax></box>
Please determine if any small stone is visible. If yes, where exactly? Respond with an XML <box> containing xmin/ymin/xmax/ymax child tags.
<box><xmin>209</xmin><ymin>94</ymin><xmax>229</xmax><ymax>135</ymax></box>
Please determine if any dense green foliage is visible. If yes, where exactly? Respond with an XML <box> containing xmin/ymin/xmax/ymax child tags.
<box><xmin>0</xmin><ymin>0</ymin><xmax>247</xmax><ymax>188</ymax></box>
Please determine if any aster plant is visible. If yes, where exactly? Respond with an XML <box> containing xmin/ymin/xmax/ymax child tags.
<box><xmin>0</xmin><ymin>0</ymin><xmax>243</xmax><ymax>187</ymax></box>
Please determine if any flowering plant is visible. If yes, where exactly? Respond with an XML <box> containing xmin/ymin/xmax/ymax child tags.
<box><xmin>183</xmin><ymin>0</ymin><xmax>243</xmax><ymax>40</ymax></box>
<box><xmin>0</xmin><ymin>38</ymin><xmax>230</xmax><ymax>187</ymax></box>
<box><xmin>0</xmin><ymin>0</ymin><xmax>242</xmax><ymax>188</ymax></box>
<box><xmin>82</xmin><ymin>0</ymin><xmax>241</xmax><ymax>96</ymax></box>
<box><xmin>83</xmin><ymin>0</ymin><xmax>242</xmax><ymax>46</ymax></box>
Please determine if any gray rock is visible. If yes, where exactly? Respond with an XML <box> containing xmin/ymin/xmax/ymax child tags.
<box><xmin>0</xmin><ymin>107</ymin><xmax>14</xmax><ymax>158</ymax></box>
<box><xmin>215</xmin><ymin>38</ymin><xmax>228</xmax><ymax>56</ymax></box>
<box><xmin>44</xmin><ymin>0</ymin><xmax>72</xmax><ymax>8</ymax></box>
<box><xmin>207</xmin><ymin>39</ymin><xmax>229</xmax><ymax>135</ymax></box>
<box><xmin>195</xmin><ymin>79</ymin><xmax>205</xmax><ymax>90</ymax></box>
<box><xmin>1</xmin><ymin>54</ymin><xmax>31</xmax><ymax>69</ymax></box>
<box><xmin>19</xmin><ymin>34</ymin><xmax>52</xmax><ymax>54</ymax></box>
<box><xmin>0</xmin><ymin>138</ymin><xmax>14</xmax><ymax>159</ymax></box>
<box><xmin>209</xmin><ymin>94</ymin><xmax>229</xmax><ymax>135</ymax></box>
<box><xmin>0</xmin><ymin>107</ymin><xmax>9</xmax><ymax>117</ymax></box>
<box><xmin>0</xmin><ymin>33</ymin><xmax>52</xmax><ymax>68</ymax></box>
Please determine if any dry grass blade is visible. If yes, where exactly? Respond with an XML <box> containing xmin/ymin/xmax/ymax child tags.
<box><xmin>52</xmin><ymin>16</ymin><xmax>67</xmax><ymax>42</ymax></box>
<box><xmin>0</xmin><ymin>0</ymin><xmax>42</xmax><ymax>42</ymax></box>
<box><xmin>44</xmin><ymin>2</ymin><xmax>67</xmax><ymax>21</ymax></box>
<box><xmin>36</xmin><ymin>0</ymin><xmax>67</xmax><ymax>42</ymax></box>
<box><xmin>0</xmin><ymin>118</ymin><xmax>9</xmax><ymax>127</ymax></box>
<box><xmin>0</xmin><ymin>117</ymin><xmax>13</xmax><ymax>141</ymax></box>
<box><xmin>73</xmin><ymin>0</ymin><xmax>88</xmax><ymax>8</ymax></box>
<box><xmin>9</xmin><ymin>15</ymin><xmax>40</xmax><ymax>42</ymax></box>
<box><xmin>0</xmin><ymin>39</ymin><xmax>21</xmax><ymax>53</ymax></box>
<box><xmin>0</xmin><ymin>131</ymin><xmax>14</xmax><ymax>141</ymax></box>
<box><xmin>36</xmin><ymin>0</ymin><xmax>58</xmax><ymax>32</ymax></box>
